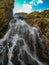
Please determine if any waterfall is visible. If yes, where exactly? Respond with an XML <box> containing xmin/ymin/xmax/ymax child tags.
<box><xmin>0</xmin><ymin>18</ymin><xmax>46</xmax><ymax>65</ymax></box>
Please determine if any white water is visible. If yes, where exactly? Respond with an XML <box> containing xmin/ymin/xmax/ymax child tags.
<box><xmin>23</xmin><ymin>39</ymin><xmax>43</xmax><ymax>65</ymax></box>
<box><xmin>8</xmin><ymin>34</ymin><xmax>19</xmax><ymax>65</ymax></box>
<box><xmin>0</xmin><ymin>18</ymin><xmax>46</xmax><ymax>65</ymax></box>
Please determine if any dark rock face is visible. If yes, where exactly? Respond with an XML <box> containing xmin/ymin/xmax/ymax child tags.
<box><xmin>0</xmin><ymin>0</ymin><xmax>14</xmax><ymax>38</ymax></box>
<box><xmin>0</xmin><ymin>19</ymin><xmax>49</xmax><ymax>65</ymax></box>
<box><xmin>0</xmin><ymin>40</ymin><xmax>8</xmax><ymax>65</ymax></box>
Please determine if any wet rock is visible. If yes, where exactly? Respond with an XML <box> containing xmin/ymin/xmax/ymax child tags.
<box><xmin>0</xmin><ymin>19</ymin><xmax>49</xmax><ymax>65</ymax></box>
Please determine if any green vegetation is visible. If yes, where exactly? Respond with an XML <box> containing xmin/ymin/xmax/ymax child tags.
<box><xmin>17</xmin><ymin>10</ymin><xmax>49</xmax><ymax>56</ymax></box>
<box><xmin>0</xmin><ymin>21</ymin><xmax>3</xmax><ymax>27</ymax></box>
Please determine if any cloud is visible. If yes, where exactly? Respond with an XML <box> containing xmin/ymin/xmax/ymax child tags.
<box><xmin>29</xmin><ymin>0</ymin><xmax>43</xmax><ymax>5</ymax></box>
<box><xmin>29</xmin><ymin>0</ymin><xmax>37</xmax><ymax>5</ymax></box>
<box><xmin>13</xmin><ymin>3</ymin><xmax>32</xmax><ymax>14</ymax></box>
<box><xmin>37</xmin><ymin>0</ymin><xmax>43</xmax><ymax>4</ymax></box>
<box><xmin>47</xmin><ymin>8</ymin><xmax>49</xmax><ymax>10</ymax></box>
<box><xmin>13</xmin><ymin>0</ymin><xmax>44</xmax><ymax>14</ymax></box>
<box><xmin>29</xmin><ymin>0</ymin><xmax>33</xmax><ymax>5</ymax></box>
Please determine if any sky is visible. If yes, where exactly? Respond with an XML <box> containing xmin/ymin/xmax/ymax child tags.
<box><xmin>13</xmin><ymin>0</ymin><xmax>49</xmax><ymax>14</ymax></box>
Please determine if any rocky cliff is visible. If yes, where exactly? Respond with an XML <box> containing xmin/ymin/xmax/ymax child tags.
<box><xmin>14</xmin><ymin>10</ymin><xmax>49</xmax><ymax>57</ymax></box>
<box><xmin>0</xmin><ymin>18</ymin><xmax>49</xmax><ymax>65</ymax></box>
<box><xmin>0</xmin><ymin>0</ymin><xmax>14</xmax><ymax>38</ymax></box>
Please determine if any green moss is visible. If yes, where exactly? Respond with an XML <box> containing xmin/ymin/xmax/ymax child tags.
<box><xmin>40</xmin><ymin>22</ymin><xmax>47</xmax><ymax>30</ymax></box>
<box><xmin>0</xmin><ymin>22</ymin><xmax>4</xmax><ymax>27</ymax></box>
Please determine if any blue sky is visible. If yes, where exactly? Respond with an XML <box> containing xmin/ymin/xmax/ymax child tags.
<box><xmin>13</xmin><ymin>0</ymin><xmax>49</xmax><ymax>14</ymax></box>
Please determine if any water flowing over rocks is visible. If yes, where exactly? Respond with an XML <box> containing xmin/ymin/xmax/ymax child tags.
<box><xmin>0</xmin><ymin>18</ymin><xmax>49</xmax><ymax>65</ymax></box>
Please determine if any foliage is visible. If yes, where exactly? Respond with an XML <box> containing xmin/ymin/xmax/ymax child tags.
<box><xmin>18</xmin><ymin>10</ymin><xmax>49</xmax><ymax>53</ymax></box>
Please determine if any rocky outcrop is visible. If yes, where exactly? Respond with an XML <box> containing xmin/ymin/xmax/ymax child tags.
<box><xmin>15</xmin><ymin>10</ymin><xmax>49</xmax><ymax>57</ymax></box>
<box><xmin>0</xmin><ymin>40</ymin><xmax>8</xmax><ymax>65</ymax></box>
<box><xmin>0</xmin><ymin>0</ymin><xmax>14</xmax><ymax>38</ymax></box>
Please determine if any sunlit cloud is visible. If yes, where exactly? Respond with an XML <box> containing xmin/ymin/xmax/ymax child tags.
<box><xmin>29</xmin><ymin>0</ymin><xmax>43</xmax><ymax>5</ymax></box>
<box><xmin>29</xmin><ymin>0</ymin><xmax>37</xmax><ymax>5</ymax></box>
<box><xmin>13</xmin><ymin>2</ymin><xmax>32</xmax><ymax>14</ymax></box>
<box><xmin>37</xmin><ymin>0</ymin><xmax>43</xmax><ymax>4</ymax></box>
<box><xmin>13</xmin><ymin>0</ymin><xmax>44</xmax><ymax>14</ymax></box>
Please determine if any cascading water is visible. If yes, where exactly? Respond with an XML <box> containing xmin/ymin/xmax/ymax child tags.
<box><xmin>0</xmin><ymin>17</ymin><xmax>47</xmax><ymax>65</ymax></box>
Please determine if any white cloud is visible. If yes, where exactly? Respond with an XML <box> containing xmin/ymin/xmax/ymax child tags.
<box><xmin>29</xmin><ymin>0</ymin><xmax>33</xmax><ymax>5</ymax></box>
<box><xmin>29</xmin><ymin>0</ymin><xmax>35</xmax><ymax>5</ymax></box>
<box><xmin>37</xmin><ymin>0</ymin><xmax>43</xmax><ymax>4</ymax></box>
<box><xmin>47</xmin><ymin>8</ymin><xmax>49</xmax><ymax>10</ymax></box>
<box><xmin>29</xmin><ymin>0</ymin><xmax>43</xmax><ymax>5</ymax></box>
<box><xmin>13</xmin><ymin>0</ymin><xmax>43</xmax><ymax>14</ymax></box>
<box><xmin>13</xmin><ymin>3</ymin><xmax>32</xmax><ymax>14</ymax></box>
